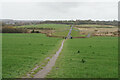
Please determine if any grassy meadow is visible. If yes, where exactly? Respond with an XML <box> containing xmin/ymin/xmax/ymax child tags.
<box><xmin>47</xmin><ymin>37</ymin><xmax>118</xmax><ymax>78</ymax></box>
<box><xmin>15</xmin><ymin>24</ymin><xmax>70</xmax><ymax>30</ymax></box>
<box><xmin>71</xmin><ymin>28</ymin><xmax>87</xmax><ymax>37</ymax></box>
<box><xmin>52</xmin><ymin>30</ymin><xmax>70</xmax><ymax>37</ymax></box>
<box><xmin>15</xmin><ymin>24</ymin><xmax>71</xmax><ymax>37</ymax></box>
<box><xmin>2</xmin><ymin>33</ymin><xmax>62</xmax><ymax>78</ymax></box>
<box><xmin>2</xmin><ymin>23</ymin><xmax>118</xmax><ymax>78</ymax></box>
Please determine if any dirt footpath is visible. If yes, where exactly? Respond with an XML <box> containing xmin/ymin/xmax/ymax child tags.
<box><xmin>33</xmin><ymin>40</ymin><xmax>65</xmax><ymax>78</ymax></box>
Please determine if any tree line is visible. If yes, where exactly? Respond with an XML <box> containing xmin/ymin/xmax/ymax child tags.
<box><xmin>1</xmin><ymin>19</ymin><xmax>118</xmax><ymax>27</ymax></box>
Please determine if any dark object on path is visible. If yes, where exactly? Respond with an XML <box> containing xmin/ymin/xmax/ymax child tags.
<box><xmin>81</xmin><ymin>59</ymin><xmax>85</xmax><ymax>63</ymax></box>
<box><xmin>31</xmin><ymin>30</ymin><xmax>40</xmax><ymax>33</ymax></box>
<box><xmin>78</xmin><ymin>50</ymin><xmax>80</xmax><ymax>53</ymax></box>
<box><xmin>36</xmin><ymin>31</ymin><xmax>40</xmax><ymax>33</ymax></box>
<box><xmin>70</xmin><ymin>37</ymin><xmax>72</xmax><ymax>39</ymax></box>
<box><xmin>65</xmin><ymin>37</ymin><xmax>67</xmax><ymax>39</ymax></box>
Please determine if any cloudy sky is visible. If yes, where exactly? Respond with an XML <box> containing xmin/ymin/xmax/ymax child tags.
<box><xmin>0</xmin><ymin>0</ymin><xmax>119</xmax><ymax>21</ymax></box>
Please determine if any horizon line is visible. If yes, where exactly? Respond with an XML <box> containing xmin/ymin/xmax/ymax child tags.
<box><xmin>1</xmin><ymin>18</ymin><xmax>118</xmax><ymax>21</ymax></box>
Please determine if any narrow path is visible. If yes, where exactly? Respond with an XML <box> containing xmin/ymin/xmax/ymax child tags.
<box><xmin>66</xmin><ymin>25</ymin><xmax>73</xmax><ymax>39</ymax></box>
<box><xmin>34</xmin><ymin>40</ymin><xmax>65</xmax><ymax>78</ymax></box>
<box><xmin>33</xmin><ymin>25</ymin><xmax>73</xmax><ymax>78</ymax></box>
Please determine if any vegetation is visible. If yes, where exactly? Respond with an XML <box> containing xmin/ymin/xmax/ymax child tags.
<box><xmin>52</xmin><ymin>30</ymin><xmax>69</xmax><ymax>37</ymax></box>
<box><xmin>2</xmin><ymin>22</ymin><xmax>118</xmax><ymax>78</ymax></box>
<box><xmin>2</xmin><ymin>27</ymin><xmax>28</xmax><ymax>33</ymax></box>
<box><xmin>15</xmin><ymin>24</ymin><xmax>70</xmax><ymax>30</ymax></box>
<box><xmin>47</xmin><ymin>37</ymin><xmax>118</xmax><ymax>78</ymax></box>
<box><xmin>15</xmin><ymin>24</ymin><xmax>71</xmax><ymax>37</ymax></box>
<box><xmin>71</xmin><ymin>28</ymin><xmax>86</xmax><ymax>37</ymax></box>
<box><xmin>75</xmin><ymin>24</ymin><xmax>117</xmax><ymax>28</ymax></box>
<box><xmin>1</xmin><ymin>19</ymin><xmax>118</xmax><ymax>27</ymax></box>
<box><xmin>2</xmin><ymin>33</ymin><xmax>62</xmax><ymax>78</ymax></box>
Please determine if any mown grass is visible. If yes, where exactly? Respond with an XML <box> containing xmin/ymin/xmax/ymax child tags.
<box><xmin>2</xmin><ymin>33</ymin><xmax>62</xmax><ymax>78</ymax></box>
<box><xmin>47</xmin><ymin>37</ymin><xmax>118</xmax><ymax>78</ymax></box>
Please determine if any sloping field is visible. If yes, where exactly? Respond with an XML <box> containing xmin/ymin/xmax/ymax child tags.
<box><xmin>15</xmin><ymin>24</ymin><xmax>70</xmax><ymax>30</ymax></box>
<box><xmin>15</xmin><ymin>24</ymin><xmax>71</xmax><ymax>37</ymax></box>
<box><xmin>47</xmin><ymin>37</ymin><xmax>118</xmax><ymax>78</ymax></box>
<box><xmin>2</xmin><ymin>33</ymin><xmax>62</xmax><ymax>78</ymax></box>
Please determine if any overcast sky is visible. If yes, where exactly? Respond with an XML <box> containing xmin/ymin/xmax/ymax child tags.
<box><xmin>0</xmin><ymin>0</ymin><xmax>119</xmax><ymax>21</ymax></box>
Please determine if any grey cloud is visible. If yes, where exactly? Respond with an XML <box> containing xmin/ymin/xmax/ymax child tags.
<box><xmin>37</xmin><ymin>2</ymin><xmax>80</xmax><ymax>13</ymax></box>
<box><xmin>1</xmin><ymin>2</ymin><xmax>118</xmax><ymax>20</ymax></box>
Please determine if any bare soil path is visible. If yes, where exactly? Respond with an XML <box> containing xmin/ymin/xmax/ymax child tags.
<box><xmin>33</xmin><ymin>40</ymin><xmax>65</xmax><ymax>78</ymax></box>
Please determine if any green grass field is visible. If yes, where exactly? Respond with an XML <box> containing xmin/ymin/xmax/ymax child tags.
<box><xmin>71</xmin><ymin>28</ymin><xmax>86</xmax><ymax>37</ymax></box>
<box><xmin>2</xmin><ymin>24</ymin><xmax>118</xmax><ymax>78</ymax></box>
<box><xmin>15</xmin><ymin>24</ymin><xmax>70</xmax><ymax>30</ymax></box>
<box><xmin>47</xmin><ymin>37</ymin><xmax>118</xmax><ymax>78</ymax></box>
<box><xmin>52</xmin><ymin>30</ymin><xmax>70</xmax><ymax>37</ymax></box>
<box><xmin>15</xmin><ymin>24</ymin><xmax>71</xmax><ymax>37</ymax></box>
<box><xmin>2</xmin><ymin>33</ymin><xmax>62</xmax><ymax>78</ymax></box>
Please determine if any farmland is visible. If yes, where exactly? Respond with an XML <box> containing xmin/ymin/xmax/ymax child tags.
<box><xmin>15</xmin><ymin>24</ymin><xmax>70</xmax><ymax>31</ymax></box>
<box><xmin>47</xmin><ymin>37</ymin><xmax>118</xmax><ymax>78</ymax></box>
<box><xmin>2</xmin><ymin>33</ymin><xmax>62</xmax><ymax>78</ymax></box>
<box><xmin>15</xmin><ymin>24</ymin><xmax>71</xmax><ymax>38</ymax></box>
<box><xmin>2</xmin><ymin>23</ymin><xmax>118</xmax><ymax>78</ymax></box>
<box><xmin>2</xmin><ymin>24</ymin><xmax>70</xmax><ymax>78</ymax></box>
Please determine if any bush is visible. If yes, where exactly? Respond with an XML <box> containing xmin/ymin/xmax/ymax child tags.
<box><xmin>31</xmin><ymin>29</ymin><xmax>35</xmax><ymax>33</ymax></box>
<box><xmin>35</xmin><ymin>31</ymin><xmax>40</xmax><ymax>33</ymax></box>
<box><xmin>31</xmin><ymin>30</ymin><xmax>40</xmax><ymax>33</ymax></box>
<box><xmin>2</xmin><ymin>27</ymin><xmax>28</xmax><ymax>33</ymax></box>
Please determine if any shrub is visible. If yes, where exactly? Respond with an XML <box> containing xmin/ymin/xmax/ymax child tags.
<box><xmin>2</xmin><ymin>27</ymin><xmax>28</xmax><ymax>33</ymax></box>
<box><xmin>31</xmin><ymin>29</ymin><xmax>35</xmax><ymax>33</ymax></box>
<box><xmin>35</xmin><ymin>31</ymin><xmax>40</xmax><ymax>33</ymax></box>
<box><xmin>31</xmin><ymin>30</ymin><xmax>40</xmax><ymax>33</ymax></box>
